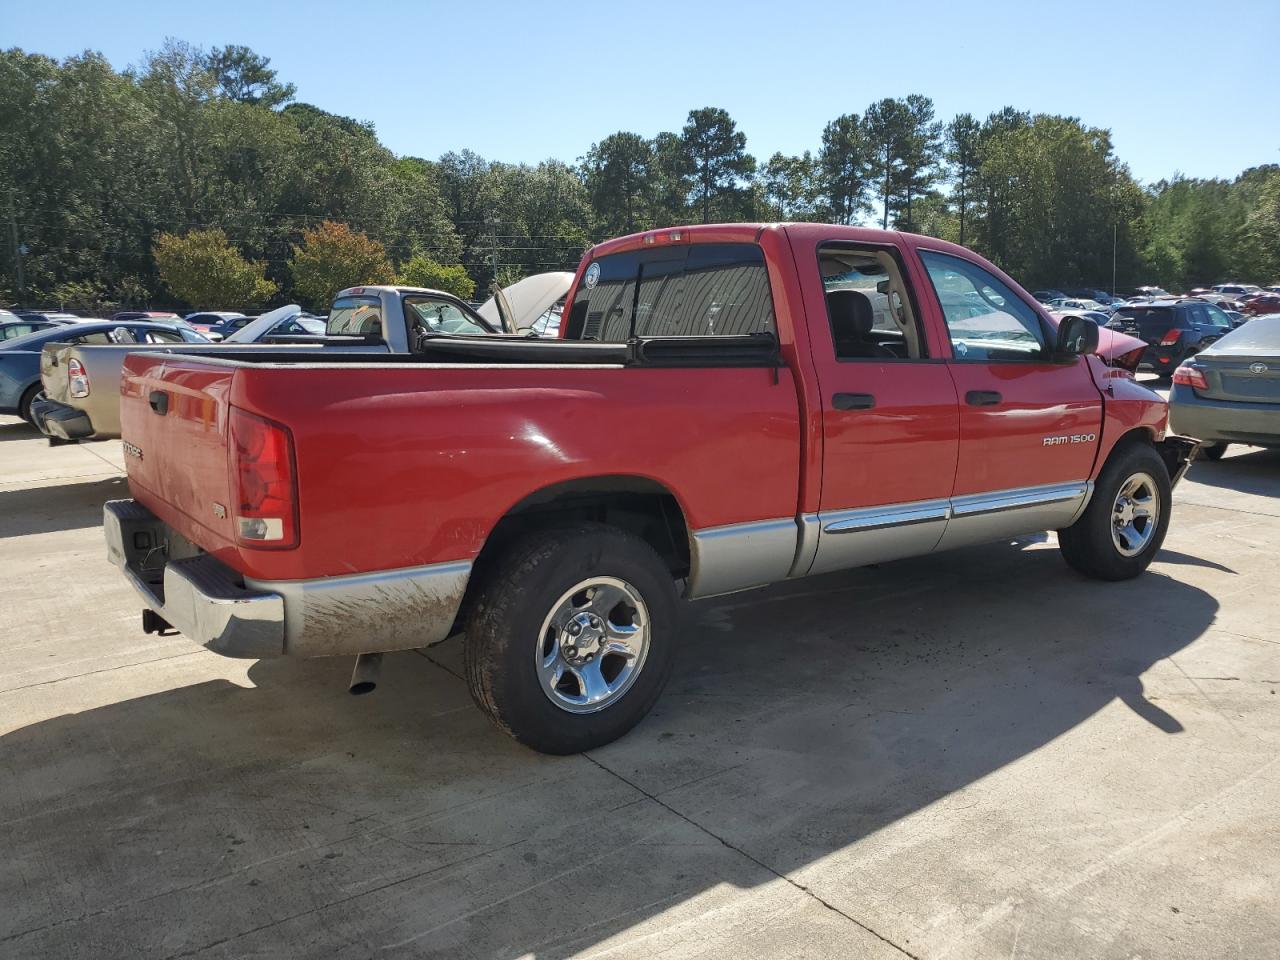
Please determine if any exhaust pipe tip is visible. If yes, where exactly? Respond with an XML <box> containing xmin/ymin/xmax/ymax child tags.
<box><xmin>349</xmin><ymin>653</ymin><xmax>383</xmax><ymax>696</ymax></box>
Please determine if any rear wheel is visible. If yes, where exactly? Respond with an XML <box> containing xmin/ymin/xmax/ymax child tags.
<box><xmin>464</xmin><ymin>523</ymin><xmax>678</xmax><ymax>754</ymax></box>
<box><xmin>18</xmin><ymin>383</ymin><xmax>45</xmax><ymax>424</ymax></box>
<box><xmin>1058</xmin><ymin>442</ymin><xmax>1172</xmax><ymax>580</ymax></box>
<box><xmin>1199</xmin><ymin>442</ymin><xmax>1228</xmax><ymax>461</ymax></box>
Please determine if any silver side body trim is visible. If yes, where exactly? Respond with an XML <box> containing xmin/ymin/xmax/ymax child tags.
<box><xmin>807</xmin><ymin>498</ymin><xmax>951</xmax><ymax>577</ymax></box>
<box><xmin>687</xmin><ymin>517</ymin><xmax>800</xmax><ymax>599</ymax></box>
<box><xmin>937</xmin><ymin>481</ymin><xmax>1092</xmax><ymax>552</ymax></box>
<box><xmin>246</xmin><ymin>560</ymin><xmax>472</xmax><ymax>656</ymax></box>
<box><xmin>701</xmin><ymin>481</ymin><xmax>1095</xmax><ymax>586</ymax></box>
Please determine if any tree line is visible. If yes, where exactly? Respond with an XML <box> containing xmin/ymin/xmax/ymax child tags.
<box><xmin>2</xmin><ymin>41</ymin><xmax>1277</xmax><ymax>313</ymax></box>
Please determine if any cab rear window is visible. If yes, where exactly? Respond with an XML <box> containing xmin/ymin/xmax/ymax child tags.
<box><xmin>565</xmin><ymin>243</ymin><xmax>775</xmax><ymax>341</ymax></box>
<box><xmin>327</xmin><ymin>296</ymin><xmax>383</xmax><ymax>337</ymax></box>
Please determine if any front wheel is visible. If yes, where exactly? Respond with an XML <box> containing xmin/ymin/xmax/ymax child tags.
<box><xmin>1058</xmin><ymin>442</ymin><xmax>1172</xmax><ymax>580</ymax></box>
<box><xmin>18</xmin><ymin>383</ymin><xmax>45</xmax><ymax>424</ymax></box>
<box><xmin>464</xmin><ymin>523</ymin><xmax>678</xmax><ymax>754</ymax></box>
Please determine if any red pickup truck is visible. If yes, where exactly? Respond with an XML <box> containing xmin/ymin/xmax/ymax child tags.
<box><xmin>105</xmin><ymin>223</ymin><xmax>1196</xmax><ymax>753</ymax></box>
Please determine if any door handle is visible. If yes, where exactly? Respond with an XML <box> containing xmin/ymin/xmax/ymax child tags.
<box><xmin>832</xmin><ymin>392</ymin><xmax>876</xmax><ymax>411</ymax></box>
<box><xmin>965</xmin><ymin>390</ymin><xmax>1002</xmax><ymax>407</ymax></box>
<box><xmin>148</xmin><ymin>390</ymin><xmax>169</xmax><ymax>415</ymax></box>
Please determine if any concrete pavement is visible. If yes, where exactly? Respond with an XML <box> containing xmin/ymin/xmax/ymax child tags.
<box><xmin>1</xmin><ymin>405</ymin><xmax>1277</xmax><ymax>959</ymax></box>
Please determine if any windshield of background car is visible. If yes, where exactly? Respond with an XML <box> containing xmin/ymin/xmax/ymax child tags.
<box><xmin>565</xmin><ymin>243</ymin><xmax>775</xmax><ymax>341</ymax></box>
<box><xmin>327</xmin><ymin>296</ymin><xmax>383</xmax><ymax>337</ymax></box>
<box><xmin>1114</xmin><ymin>306</ymin><xmax>1178</xmax><ymax>336</ymax></box>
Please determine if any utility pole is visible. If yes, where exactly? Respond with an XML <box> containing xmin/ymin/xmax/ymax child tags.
<box><xmin>1112</xmin><ymin>222</ymin><xmax>1118</xmax><ymax>298</ymax></box>
<box><xmin>7</xmin><ymin>198</ymin><xmax>24</xmax><ymax>302</ymax></box>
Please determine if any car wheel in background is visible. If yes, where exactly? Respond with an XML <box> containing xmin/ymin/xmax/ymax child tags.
<box><xmin>1058</xmin><ymin>441</ymin><xmax>1172</xmax><ymax>581</ymax></box>
<box><xmin>18</xmin><ymin>383</ymin><xmax>46</xmax><ymax>424</ymax></box>
<box><xmin>464</xmin><ymin>522</ymin><xmax>678</xmax><ymax>754</ymax></box>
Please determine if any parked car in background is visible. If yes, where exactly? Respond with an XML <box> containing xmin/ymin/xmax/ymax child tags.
<box><xmin>1134</xmin><ymin>286</ymin><xmax>1172</xmax><ymax>299</ymax></box>
<box><xmin>1032</xmin><ymin>289</ymin><xmax>1067</xmax><ymax>303</ymax></box>
<box><xmin>1212</xmin><ymin>284</ymin><xmax>1262</xmax><ymax>300</ymax></box>
<box><xmin>110</xmin><ymin>310</ymin><xmax>181</xmax><ymax>322</ymax></box>
<box><xmin>1</xmin><ymin>321</ymin><xmax>207</xmax><ymax>425</ymax></box>
<box><xmin>1241</xmin><ymin>293</ymin><xmax>1280</xmax><ymax>316</ymax></box>
<box><xmin>184</xmin><ymin>311</ymin><xmax>246</xmax><ymax>338</ymax></box>
<box><xmin>210</xmin><ymin>310</ymin><xmax>327</xmax><ymax>341</ymax></box>
<box><xmin>1108</xmin><ymin>299</ymin><xmax>1235</xmax><ymax>378</ymax></box>
<box><xmin>103</xmin><ymin>222</ymin><xmax>1195</xmax><ymax>754</ymax></box>
<box><xmin>476</xmin><ymin>271</ymin><xmax>574</xmax><ymax>336</ymax></box>
<box><xmin>1223</xmin><ymin>310</ymin><xmax>1248</xmax><ymax>327</ymax></box>
<box><xmin>1049</xmin><ymin>297</ymin><xmax>1111</xmax><ymax>313</ymax></box>
<box><xmin>1</xmin><ymin>319</ymin><xmax>61</xmax><ymax>341</ymax></box>
<box><xmin>13</xmin><ymin>310</ymin><xmax>79</xmax><ymax>325</ymax></box>
<box><xmin>1169</xmin><ymin>316</ymin><xmax>1280</xmax><ymax>459</ymax></box>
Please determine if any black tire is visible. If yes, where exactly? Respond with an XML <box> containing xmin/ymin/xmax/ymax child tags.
<box><xmin>1199</xmin><ymin>442</ymin><xmax>1228</xmax><ymax>461</ymax></box>
<box><xmin>1058</xmin><ymin>442</ymin><xmax>1172</xmax><ymax>581</ymax></box>
<box><xmin>464</xmin><ymin>523</ymin><xmax>679</xmax><ymax>754</ymax></box>
<box><xmin>18</xmin><ymin>383</ymin><xmax>45</xmax><ymax>424</ymax></box>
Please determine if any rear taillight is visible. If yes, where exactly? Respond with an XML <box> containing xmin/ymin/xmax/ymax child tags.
<box><xmin>68</xmin><ymin>358</ymin><xmax>90</xmax><ymax>398</ymax></box>
<box><xmin>1172</xmin><ymin>364</ymin><xmax>1208</xmax><ymax>390</ymax></box>
<box><xmin>1160</xmin><ymin>329</ymin><xmax>1182</xmax><ymax>345</ymax></box>
<box><xmin>229</xmin><ymin>408</ymin><xmax>298</xmax><ymax>548</ymax></box>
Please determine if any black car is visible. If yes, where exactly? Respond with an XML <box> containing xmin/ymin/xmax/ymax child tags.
<box><xmin>1108</xmin><ymin>299</ymin><xmax>1235</xmax><ymax>378</ymax></box>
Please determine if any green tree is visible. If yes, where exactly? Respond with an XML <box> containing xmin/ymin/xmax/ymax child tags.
<box><xmin>817</xmin><ymin>114</ymin><xmax>870</xmax><ymax>224</ymax></box>
<box><xmin>153</xmin><ymin>228</ymin><xmax>277</xmax><ymax>307</ymax></box>
<box><xmin>945</xmin><ymin>113</ymin><xmax>981</xmax><ymax>245</ymax></box>
<box><xmin>863</xmin><ymin>98</ymin><xmax>910</xmax><ymax>228</ymax></box>
<box><xmin>895</xmin><ymin>95</ymin><xmax>942</xmax><ymax>232</ymax></box>
<box><xmin>582</xmin><ymin>132</ymin><xmax>654</xmax><ymax>236</ymax></box>
<box><xmin>289</xmin><ymin>221</ymin><xmax>395</xmax><ymax>309</ymax></box>
<box><xmin>680</xmin><ymin>107</ymin><xmax>755</xmax><ymax>223</ymax></box>
<box><xmin>399</xmin><ymin>253</ymin><xmax>476</xmax><ymax>299</ymax></box>
<box><xmin>761</xmin><ymin>152</ymin><xmax>820</xmax><ymax>221</ymax></box>
<box><xmin>204</xmin><ymin>45</ymin><xmax>295</xmax><ymax>108</ymax></box>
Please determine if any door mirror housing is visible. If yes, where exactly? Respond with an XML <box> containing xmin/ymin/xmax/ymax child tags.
<box><xmin>1054</xmin><ymin>315</ymin><xmax>1099</xmax><ymax>358</ymax></box>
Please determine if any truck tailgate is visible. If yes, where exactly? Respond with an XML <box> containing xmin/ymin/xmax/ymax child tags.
<box><xmin>121</xmin><ymin>354</ymin><xmax>240</xmax><ymax>560</ymax></box>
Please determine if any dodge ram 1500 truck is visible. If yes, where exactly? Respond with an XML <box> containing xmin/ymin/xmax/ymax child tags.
<box><xmin>104</xmin><ymin>223</ymin><xmax>1197</xmax><ymax>754</ymax></box>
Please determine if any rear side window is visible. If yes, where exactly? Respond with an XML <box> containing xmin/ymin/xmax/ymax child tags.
<box><xmin>566</xmin><ymin>243</ymin><xmax>775</xmax><ymax>341</ymax></box>
<box><xmin>327</xmin><ymin>296</ymin><xmax>383</xmax><ymax>337</ymax></box>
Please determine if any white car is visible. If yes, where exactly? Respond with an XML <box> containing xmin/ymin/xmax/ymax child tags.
<box><xmin>478</xmin><ymin>272</ymin><xmax>574</xmax><ymax>336</ymax></box>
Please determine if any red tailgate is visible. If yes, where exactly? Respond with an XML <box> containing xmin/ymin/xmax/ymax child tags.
<box><xmin>121</xmin><ymin>354</ymin><xmax>240</xmax><ymax>562</ymax></box>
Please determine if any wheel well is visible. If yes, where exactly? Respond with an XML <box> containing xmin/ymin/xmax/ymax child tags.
<box><xmin>1106</xmin><ymin>427</ymin><xmax>1157</xmax><ymax>459</ymax></box>
<box><xmin>452</xmin><ymin>477</ymin><xmax>691</xmax><ymax>637</ymax></box>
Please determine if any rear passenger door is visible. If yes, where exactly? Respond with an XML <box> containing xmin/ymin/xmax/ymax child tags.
<box><xmin>800</xmin><ymin>240</ymin><xmax>960</xmax><ymax>577</ymax></box>
<box><xmin>917</xmin><ymin>250</ymin><xmax>1103</xmax><ymax>549</ymax></box>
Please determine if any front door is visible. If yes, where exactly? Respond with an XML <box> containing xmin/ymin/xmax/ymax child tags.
<box><xmin>916</xmin><ymin>249</ymin><xmax>1103</xmax><ymax>550</ymax></box>
<box><xmin>799</xmin><ymin>240</ymin><xmax>961</xmax><ymax>577</ymax></box>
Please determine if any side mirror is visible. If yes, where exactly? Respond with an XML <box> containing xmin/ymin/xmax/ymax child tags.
<box><xmin>1055</xmin><ymin>315</ymin><xmax>1099</xmax><ymax>358</ymax></box>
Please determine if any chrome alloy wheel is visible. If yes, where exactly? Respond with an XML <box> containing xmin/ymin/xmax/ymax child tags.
<box><xmin>1111</xmin><ymin>472</ymin><xmax>1160</xmax><ymax>558</ymax></box>
<box><xmin>536</xmin><ymin>577</ymin><xmax>650</xmax><ymax>714</ymax></box>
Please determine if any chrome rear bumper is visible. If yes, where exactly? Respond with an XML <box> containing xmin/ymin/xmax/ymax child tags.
<box><xmin>104</xmin><ymin>500</ymin><xmax>472</xmax><ymax>658</ymax></box>
<box><xmin>105</xmin><ymin>500</ymin><xmax>284</xmax><ymax>658</ymax></box>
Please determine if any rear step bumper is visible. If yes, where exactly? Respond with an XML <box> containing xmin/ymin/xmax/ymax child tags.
<box><xmin>31</xmin><ymin>398</ymin><xmax>94</xmax><ymax>441</ymax></box>
<box><xmin>104</xmin><ymin>500</ymin><xmax>472</xmax><ymax>658</ymax></box>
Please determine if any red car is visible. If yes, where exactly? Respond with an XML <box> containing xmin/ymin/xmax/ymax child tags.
<box><xmin>104</xmin><ymin>224</ymin><xmax>1195</xmax><ymax>753</ymax></box>
<box><xmin>1242</xmin><ymin>293</ymin><xmax>1280</xmax><ymax>316</ymax></box>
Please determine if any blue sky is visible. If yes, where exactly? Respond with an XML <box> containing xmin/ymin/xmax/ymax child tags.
<box><xmin>5</xmin><ymin>0</ymin><xmax>1278</xmax><ymax>185</ymax></box>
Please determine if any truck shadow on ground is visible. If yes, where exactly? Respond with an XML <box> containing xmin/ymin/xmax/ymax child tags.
<box><xmin>0</xmin><ymin>476</ymin><xmax>126</xmax><ymax>539</ymax></box>
<box><xmin>1184</xmin><ymin>447</ymin><xmax>1280</xmax><ymax>496</ymax></box>
<box><xmin>0</xmin><ymin>540</ymin><xmax>1218</xmax><ymax>959</ymax></box>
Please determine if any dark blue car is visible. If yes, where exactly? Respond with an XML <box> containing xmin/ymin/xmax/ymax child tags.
<box><xmin>0</xmin><ymin>321</ymin><xmax>209</xmax><ymax>424</ymax></box>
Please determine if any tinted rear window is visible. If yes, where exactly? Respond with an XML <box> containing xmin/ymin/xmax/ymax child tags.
<box><xmin>327</xmin><ymin>296</ymin><xmax>383</xmax><ymax>337</ymax></box>
<box><xmin>1114</xmin><ymin>306</ymin><xmax>1179</xmax><ymax>335</ymax></box>
<box><xmin>566</xmin><ymin>243</ymin><xmax>775</xmax><ymax>341</ymax></box>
